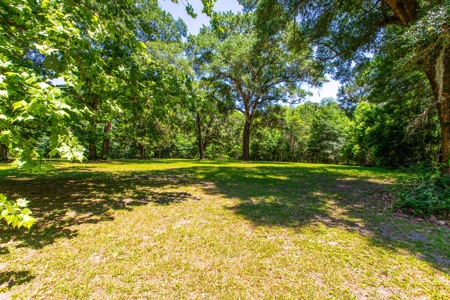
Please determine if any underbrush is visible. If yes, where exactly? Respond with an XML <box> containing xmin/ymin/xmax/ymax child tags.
<box><xmin>393</xmin><ymin>163</ymin><xmax>450</xmax><ymax>218</ymax></box>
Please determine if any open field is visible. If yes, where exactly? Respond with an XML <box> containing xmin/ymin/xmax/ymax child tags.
<box><xmin>0</xmin><ymin>160</ymin><xmax>449</xmax><ymax>299</ymax></box>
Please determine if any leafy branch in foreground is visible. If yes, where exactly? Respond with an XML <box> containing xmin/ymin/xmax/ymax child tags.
<box><xmin>0</xmin><ymin>194</ymin><xmax>35</xmax><ymax>229</ymax></box>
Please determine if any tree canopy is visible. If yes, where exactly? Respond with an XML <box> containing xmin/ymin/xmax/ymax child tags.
<box><xmin>242</xmin><ymin>0</ymin><xmax>450</xmax><ymax>171</ymax></box>
<box><xmin>189</xmin><ymin>11</ymin><xmax>323</xmax><ymax>159</ymax></box>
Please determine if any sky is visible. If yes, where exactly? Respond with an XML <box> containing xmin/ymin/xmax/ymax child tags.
<box><xmin>309</xmin><ymin>79</ymin><xmax>341</xmax><ymax>103</ymax></box>
<box><xmin>159</xmin><ymin>0</ymin><xmax>242</xmax><ymax>35</ymax></box>
<box><xmin>158</xmin><ymin>0</ymin><xmax>340</xmax><ymax>103</ymax></box>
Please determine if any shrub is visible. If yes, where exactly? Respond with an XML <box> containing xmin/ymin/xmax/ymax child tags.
<box><xmin>393</xmin><ymin>163</ymin><xmax>450</xmax><ymax>218</ymax></box>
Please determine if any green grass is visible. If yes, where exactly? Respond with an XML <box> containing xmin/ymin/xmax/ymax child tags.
<box><xmin>0</xmin><ymin>159</ymin><xmax>449</xmax><ymax>299</ymax></box>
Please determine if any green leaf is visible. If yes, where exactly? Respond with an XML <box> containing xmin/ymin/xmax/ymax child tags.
<box><xmin>0</xmin><ymin>195</ymin><xmax>35</xmax><ymax>229</ymax></box>
<box><xmin>36</xmin><ymin>82</ymin><xmax>50</xmax><ymax>89</ymax></box>
<box><xmin>22</xmin><ymin>215</ymin><xmax>35</xmax><ymax>229</ymax></box>
<box><xmin>17</xmin><ymin>198</ymin><xmax>29</xmax><ymax>208</ymax></box>
<box><xmin>0</xmin><ymin>90</ymin><xmax>8</xmax><ymax>98</ymax></box>
<box><xmin>21</xmin><ymin>208</ymin><xmax>32</xmax><ymax>215</ymax></box>
<box><xmin>12</xmin><ymin>100</ymin><xmax>28</xmax><ymax>110</ymax></box>
<box><xmin>0</xmin><ymin>61</ymin><xmax>12</xmax><ymax>68</ymax></box>
<box><xmin>139</xmin><ymin>41</ymin><xmax>147</xmax><ymax>49</ymax></box>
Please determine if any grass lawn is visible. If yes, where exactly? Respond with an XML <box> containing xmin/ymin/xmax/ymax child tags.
<box><xmin>0</xmin><ymin>159</ymin><xmax>449</xmax><ymax>299</ymax></box>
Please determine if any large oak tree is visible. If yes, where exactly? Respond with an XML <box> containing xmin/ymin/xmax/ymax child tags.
<box><xmin>241</xmin><ymin>0</ymin><xmax>450</xmax><ymax>171</ymax></box>
<box><xmin>190</xmin><ymin>11</ymin><xmax>322</xmax><ymax>160</ymax></box>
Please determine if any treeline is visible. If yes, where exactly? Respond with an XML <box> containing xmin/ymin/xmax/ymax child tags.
<box><xmin>31</xmin><ymin>97</ymin><xmax>440</xmax><ymax>168</ymax></box>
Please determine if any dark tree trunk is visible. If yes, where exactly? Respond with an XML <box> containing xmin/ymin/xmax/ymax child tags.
<box><xmin>383</xmin><ymin>0</ymin><xmax>450</xmax><ymax>174</ymax></box>
<box><xmin>88</xmin><ymin>96</ymin><xmax>99</xmax><ymax>160</ymax></box>
<box><xmin>88</xmin><ymin>145</ymin><xmax>97</xmax><ymax>160</ymax></box>
<box><xmin>101</xmin><ymin>139</ymin><xmax>110</xmax><ymax>158</ymax></box>
<box><xmin>383</xmin><ymin>0</ymin><xmax>418</xmax><ymax>26</ymax></box>
<box><xmin>0</xmin><ymin>144</ymin><xmax>8</xmax><ymax>160</ymax></box>
<box><xmin>242</xmin><ymin>118</ymin><xmax>251</xmax><ymax>160</ymax></box>
<box><xmin>139</xmin><ymin>144</ymin><xmax>145</xmax><ymax>159</ymax></box>
<box><xmin>424</xmin><ymin>45</ymin><xmax>450</xmax><ymax>174</ymax></box>
<box><xmin>196</xmin><ymin>115</ymin><xmax>205</xmax><ymax>160</ymax></box>
<box><xmin>101</xmin><ymin>121</ymin><xmax>112</xmax><ymax>159</ymax></box>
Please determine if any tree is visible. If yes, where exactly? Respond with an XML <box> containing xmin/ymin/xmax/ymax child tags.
<box><xmin>204</xmin><ymin>111</ymin><xmax>244</xmax><ymax>160</ymax></box>
<box><xmin>0</xmin><ymin>143</ymin><xmax>7</xmax><ymax>160</ymax></box>
<box><xmin>250</xmin><ymin>105</ymin><xmax>289</xmax><ymax>161</ymax></box>
<box><xmin>339</xmin><ymin>49</ymin><xmax>441</xmax><ymax>167</ymax></box>
<box><xmin>285</xmin><ymin>103</ymin><xmax>317</xmax><ymax>161</ymax></box>
<box><xmin>307</xmin><ymin>99</ymin><xmax>349</xmax><ymax>164</ymax></box>
<box><xmin>91</xmin><ymin>1</ymin><xmax>189</xmax><ymax>160</ymax></box>
<box><xmin>243</xmin><ymin>0</ymin><xmax>450</xmax><ymax>172</ymax></box>
<box><xmin>188</xmin><ymin>85</ymin><xmax>226</xmax><ymax>159</ymax></box>
<box><xmin>342</xmin><ymin>101</ymin><xmax>378</xmax><ymax>166</ymax></box>
<box><xmin>0</xmin><ymin>0</ymin><xmax>186</xmax><ymax>227</ymax></box>
<box><xmin>190</xmin><ymin>11</ymin><xmax>323</xmax><ymax>160</ymax></box>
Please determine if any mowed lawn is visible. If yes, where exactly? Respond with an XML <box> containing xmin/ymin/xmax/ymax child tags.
<box><xmin>0</xmin><ymin>160</ymin><xmax>449</xmax><ymax>299</ymax></box>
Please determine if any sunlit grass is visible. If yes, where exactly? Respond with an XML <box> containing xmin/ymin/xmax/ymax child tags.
<box><xmin>0</xmin><ymin>159</ymin><xmax>448</xmax><ymax>299</ymax></box>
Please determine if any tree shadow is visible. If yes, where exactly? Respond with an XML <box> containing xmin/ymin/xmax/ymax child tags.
<box><xmin>0</xmin><ymin>170</ymin><xmax>198</xmax><ymax>250</ymax></box>
<box><xmin>0</xmin><ymin>271</ymin><xmax>34</xmax><ymax>289</ymax></box>
<box><xmin>111</xmin><ymin>159</ymin><xmax>198</xmax><ymax>165</ymax></box>
<box><xmin>1</xmin><ymin>161</ymin><xmax>448</xmax><ymax>275</ymax></box>
<box><xmin>186</xmin><ymin>164</ymin><xmax>450</xmax><ymax>272</ymax></box>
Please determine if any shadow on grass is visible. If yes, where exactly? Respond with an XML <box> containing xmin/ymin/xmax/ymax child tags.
<box><xmin>0</xmin><ymin>271</ymin><xmax>35</xmax><ymax>289</ymax></box>
<box><xmin>1</xmin><ymin>161</ymin><xmax>448</xmax><ymax>274</ymax></box>
<box><xmin>190</xmin><ymin>165</ymin><xmax>450</xmax><ymax>272</ymax></box>
<box><xmin>0</xmin><ymin>171</ymin><xmax>197</xmax><ymax>249</ymax></box>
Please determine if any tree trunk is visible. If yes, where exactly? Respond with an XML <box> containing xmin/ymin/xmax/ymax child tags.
<box><xmin>424</xmin><ymin>45</ymin><xmax>450</xmax><ymax>174</ymax></box>
<box><xmin>196</xmin><ymin>115</ymin><xmax>205</xmax><ymax>160</ymax></box>
<box><xmin>88</xmin><ymin>144</ymin><xmax>97</xmax><ymax>160</ymax></box>
<box><xmin>0</xmin><ymin>144</ymin><xmax>8</xmax><ymax>160</ymax></box>
<box><xmin>383</xmin><ymin>0</ymin><xmax>418</xmax><ymax>26</ymax></box>
<box><xmin>242</xmin><ymin>118</ymin><xmax>251</xmax><ymax>161</ymax></box>
<box><xmin>139</xmin><ymin>144</ymin><xmax>145</xmax><ymax>159</ymax></box>
<box><xmin>384</xmin><ymin>0</ymin><xmax>450</xmax><ymax>175</ymax></box>
<box><xmin>88</xmin><ymin>96</ymin><xmax>99</xmax><ymax>160</ymax></box>
<box><xmin>101</xmin><ymin>121</ymin><xmax>112</xmax><ymax>159</ymax></box>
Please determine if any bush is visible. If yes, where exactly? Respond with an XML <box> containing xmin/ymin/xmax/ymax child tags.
<box><xmin>393</xmin><ymin>163</ymin><xmax>450</xmax><ymax>218</ymax></box>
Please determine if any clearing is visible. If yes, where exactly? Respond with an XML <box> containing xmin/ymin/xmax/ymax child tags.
<box><xmin>0</xmin><ymin>160</ymin><xmax>449</xmax><ymax>299</ymax></box>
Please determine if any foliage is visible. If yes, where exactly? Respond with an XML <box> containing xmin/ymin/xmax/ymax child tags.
<box><xmin>307</xmin><ymin>99</ymin><xmax>349</xmax><ymax>163</ymax></box>
<box><xmin>244</xmin><ymin>0</ymin><xmax>449</xmax><ymax>80</ymax></box>
<box><xmin>341</xmin><ymin>102</ymin><xmax>376</xmax><ymax>166</ymax></box>
<box><xmin>394</xmin><ymin>163</ymin><xmax>450</xmax><ymax>217</ymax></box>
<box><xmin>343</xmin><ymin>100</ymin><xmax>440</xmax><ymax>167</ymax></box>
<box><xmin>340</xmin><ymin>47</ymin><xmax>441</xmax><ymax>167</ymax></box>
<box><xmin>0</xmin><ymin>0</ymin><xmax>193</xmax><ymax>227</ymax></box>
<box><xmin>0</xmin><ymin>194</ymin><xmax>34</xmax><ymax>229</ymax></box>
<box><xmin>285</xmin><ymin>103</ymin><xmax>316</xmax><ymax>161</ymax></box>
<box><xmin>190</xmin><ymin>11</ymin><xmax>323</xmax><ymax>159</ymax></box>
